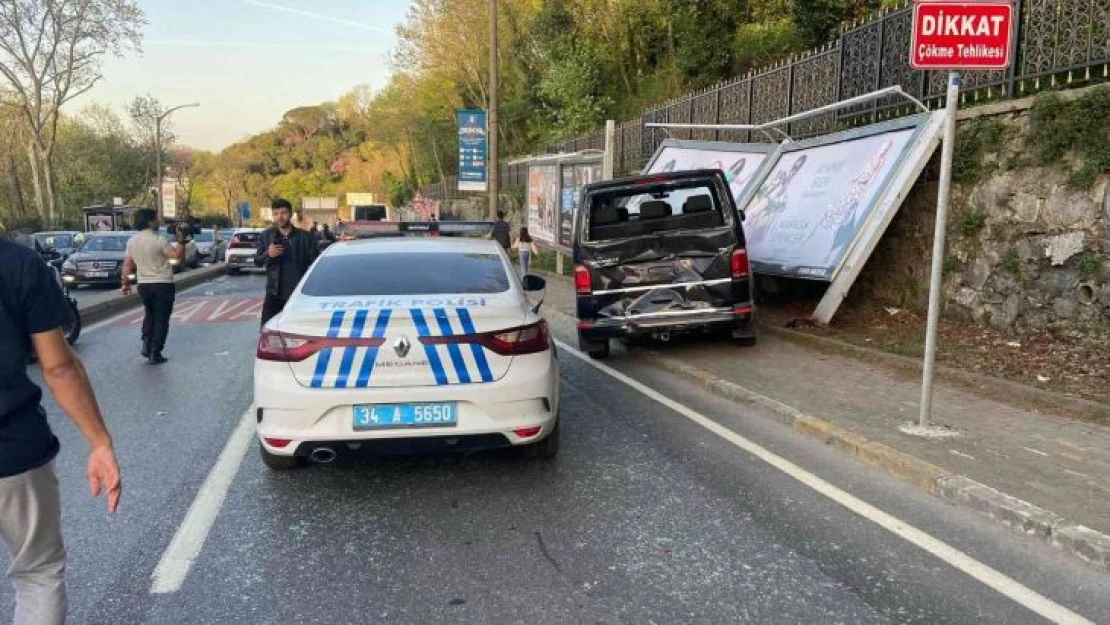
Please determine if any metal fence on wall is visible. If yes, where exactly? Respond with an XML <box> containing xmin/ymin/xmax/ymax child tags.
<box><xmin>541</xmin><ymin>0</ymin><xmax>1110</xmax><ymax>179</ymax></box>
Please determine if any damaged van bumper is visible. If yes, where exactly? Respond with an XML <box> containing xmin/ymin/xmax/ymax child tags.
<box><xmin>577</xmin><ymin>304</ymin><xmax>756</xmax><ymax>343</ymax></box>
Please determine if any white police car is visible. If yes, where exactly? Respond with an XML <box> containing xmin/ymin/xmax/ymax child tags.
<box><xmin>253</xmin><ymin>237</ymin><xmax>560</xmax><ymax>469</ymax></box>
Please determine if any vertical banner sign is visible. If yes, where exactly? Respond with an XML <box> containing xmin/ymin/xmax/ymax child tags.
<box><xmin>161</xmin><ymin>181</ymin><xmax>177</xmax><ymax>219</ymax></box>
<box><xmin>456</xmin><ymin>109</ymin><xmax>488</xmax><ymax>192</ymax></box>
<box><xmin>910</xmin><ymin>1</ymin><xmax>1015</xmax><ymax>70</ymax></box>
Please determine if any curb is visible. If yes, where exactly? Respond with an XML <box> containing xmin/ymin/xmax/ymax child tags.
<box><xmin>78</xmin><ymin>264</ymin><xmax>229</xmax><ymax>326</ymax></box>
<box><xmin>542</xmin><ymin>301</ymin><xmax>1110</xmax><ymax>570</ymax></box>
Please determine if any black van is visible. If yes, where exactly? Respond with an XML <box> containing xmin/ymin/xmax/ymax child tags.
<box><xmin>572</xmin><ymin>169</ymin><xmax>756</xmax><ymax>359</ymax></box>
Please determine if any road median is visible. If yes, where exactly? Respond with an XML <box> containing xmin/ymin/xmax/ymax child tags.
<box><xmin>79</xmin><ymin>264</ymin><xmax>229</xmax><ymax>326</ymax></box>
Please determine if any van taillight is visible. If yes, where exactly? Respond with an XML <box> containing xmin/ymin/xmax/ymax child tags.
<box><xmin>574</xmin><ymin>265</ymin><xmax>592</xmax><ymax>294</ymax></box>
<box><xmin>731</xmin><ymin>248</ymin><xmax>750</xmax><ymax>279</ymax></box>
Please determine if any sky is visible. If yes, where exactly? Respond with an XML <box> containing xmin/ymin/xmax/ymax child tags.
<box><xmin>73</xmin><ymin>0</ymin><xmax>413</xmax><ymax>151</ymax></box>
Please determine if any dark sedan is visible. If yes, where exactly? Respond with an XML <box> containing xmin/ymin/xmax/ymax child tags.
<box><xmin>32</xmin><ymin>230</ymin><xmax>80</xmax><ymax>269</ymax></box>
<box><xmin>61</xmin><ymin>231</ymin><xmax>135</xmax><ymax>287</ymax></box>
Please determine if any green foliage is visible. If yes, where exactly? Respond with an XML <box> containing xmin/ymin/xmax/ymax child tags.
<box><xmin>732</xmin><ymin>19</ymin><xmax>806</xmax><ymax>74</ymax></box>
<box><xmin>942</xmin><ymin>257</ymin><xmax>959</xmax><ymax>276</ymax></box>
<box><xmin>1003</xmin><ymin>247</ymin><xmax>1022</xmax><ymax>276</ymax></box>
<box><xmin>793</xmin><ymin>0</ymin><xmax>880</xmax><ymax>47</ymax></box>
<box><xmin>1028</xmin><ymin>88</ymin><xmax>1110</xmax><ymax>189</ymax></box>
<box><xmin>959</xmin><ymin>212</ymin><xmax>987</xmax><ymax>236</ymax></box>
<box><xmin>1078</xmin><ymin>251</ymin><xmax>1101</xmax><ymax>278</ymax></box>
<box><xmin>953</xmin><ymin>118</ymin><xmax>1006</xmax><ymax>184</ymax></box>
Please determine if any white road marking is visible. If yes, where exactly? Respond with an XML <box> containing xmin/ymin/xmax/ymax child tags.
<box><xmin>555</xmin><ymin>340</ymin><xmax>1094</xmax><ymax>625</ymax></box>
<box><xmin>150</xmin><ymin>409</ymin><xmax>256</xmax><ymax>594</ymax></box>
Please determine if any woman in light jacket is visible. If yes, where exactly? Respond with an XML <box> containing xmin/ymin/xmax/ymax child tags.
<box><xmin>513</xmin><ymin>227</ymin><xmax>538</xmax><ymax>276</ymax></box>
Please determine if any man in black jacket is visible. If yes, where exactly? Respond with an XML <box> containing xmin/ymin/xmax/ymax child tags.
<box><xmin>255</xmin><ymin>199</ymin><xmax>319</xmax><ymax>327</ymax></box>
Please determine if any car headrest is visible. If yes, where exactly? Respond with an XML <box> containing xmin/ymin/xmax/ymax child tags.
<box><xmin>640</xmin><ymin>200</ymin><xmax>671</xmax><ymax>220</ymax></box>
<box><xmin>592</xmin><ymin>204</ymin><xmax>620</xmax><ymax>226</ymax></box>
<box><xmin>683</xmin><ymin>195</ymin><xmax>713</xmax><ymax>214</ymax></box>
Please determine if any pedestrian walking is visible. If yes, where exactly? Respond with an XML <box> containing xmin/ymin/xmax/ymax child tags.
<box><xmin>321</xmin><ymin>223</ymin><xmax>335</xmax><ymax>243</ymax></box>
<box><xmin>0</xmin><ymin>229</ymin><xmax>122</xmax><ymax>625</ymax></box>
<box><xmin>489</xmin><ymin>211</ymin><xmax>511</xmax><ymax>251</ymax></box>
<box><xmin>121</xmin><ymin>209</ymin><xmax>187</xmax><ymax>365</ymax></box>
<box><xmin>514</xmin><ymin>227</ymin><xmax>538</xmax><ymax>276</ymax></box>
<box><xmin>256</xmin><ymin>199</ymin><xmax>319</xmax><ymax>328</ymax></box>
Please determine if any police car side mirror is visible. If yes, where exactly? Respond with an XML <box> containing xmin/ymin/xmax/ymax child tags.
<box><xmin>522</xmin><ymin>274</ymin><xmax>546</xmax><ymax>313</ymax></box>
<box><xmin>522</xmin><ymin>274</ymin><xmax>546</xmax><ymax>292</ymax></box>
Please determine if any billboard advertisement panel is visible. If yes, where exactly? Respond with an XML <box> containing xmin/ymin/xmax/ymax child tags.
<box><xmin>646</xmin><ymin>145</ymin><xmax>769</xmax><ymax>205</ymax></box>
<box><xmin>741</xmin><ymin>127</ymin><xmax>917</xmax><ymax>279</ymax></box>
<box><xmin>456</xmin><ymin>109</ymin><xmax>488</xmax><ymax>192</ymax></box>
<box><xmin>527</xmin><ymin>164</ymin><xmax>560</xmax><ymax>245</ymax></box>
<box><xmin>558</xmin><ymin>163</ymin><xmax>601</xmax><ymax>248</ymax></box>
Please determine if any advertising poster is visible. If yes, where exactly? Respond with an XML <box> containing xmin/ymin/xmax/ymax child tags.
<box><xmin>527</xmin><ymin>164</ymin><xmax>560</xmax><ymax>245</ymax></box>
<box><xmin>87</xmin><ymin>214</ymin><xmax>114</xmax><ymax>232</ymax></box>
<box><xmin>555</xmin><ymin>163</ymin><xmax>601</xmax><ymax>248</ymax></box>
<box><xmin>456</xmin><ymin>109</ymin><xmax>488</xmax><ymax>192</ymax></box>
<box><xmin>647</xmin><ymin>146</ymin><xmax>768</xmax><ymax>206</ymax></box>
<box><xmin>161</xmin><ymin>181</ymin><xmax>177</xmax><ymax>219</ymax></box>
<box><xmin>741</xmin><ymin>128</ymin><xmax>916</xmax><ymax>279</ymax></box>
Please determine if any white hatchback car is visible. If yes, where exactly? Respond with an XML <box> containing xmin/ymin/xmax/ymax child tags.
<box><xmin>253</xmin><ymin>237</ymin><xmax>560</xmax><ymax>469</ymax></box>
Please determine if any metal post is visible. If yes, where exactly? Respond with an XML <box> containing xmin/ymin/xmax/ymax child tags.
<box><xmin>488</xmin><ymin>0</ymin><xmax>499</xmax><ymax>220</ymax></box>
<box><xmin>602</xmin><ymin>120</ymin><xmax>616</xmax><ymax>181</ymax></box>
<box><xmin>918</xmin><ymin>72</ymin><xmax>960</xmax><ymax>428</ymax></box>
<box><xmin>155</xmin><ymin>122</ymin><xmax>163</xmax><ymax>220</ymax></box>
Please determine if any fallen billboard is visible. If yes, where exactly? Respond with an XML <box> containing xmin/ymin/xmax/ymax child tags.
<box><xmin>739</xmin><ymin>115</ymin><xmax>940</xmax><ymax>283</ymax></box>
<box><xmin>643</xmin><ymin>141</ymin><xmax>776</xmax><ymax>209</ymax></box>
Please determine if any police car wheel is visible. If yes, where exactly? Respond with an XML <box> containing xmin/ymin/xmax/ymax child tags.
<box><xmin>259</xmin><ymin>445</ymin><xmax>308</xmax><ymax>470</ymax></box>
<box><xmin>519</xmin><ymin>421</ymin><xmax>559</xmax><ymax>460</ymax></box>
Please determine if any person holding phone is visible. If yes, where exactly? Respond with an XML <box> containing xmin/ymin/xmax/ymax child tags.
<box><xmin>255</xmin><ymin>199</ymin><xmax>319</xmax><ymax>328</ymax></box>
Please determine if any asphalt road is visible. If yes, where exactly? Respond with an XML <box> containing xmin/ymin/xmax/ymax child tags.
<box><xmin>2</xmin><ymin>273</ymin><xmax>1107</xmax><ymax>624</ymax></box>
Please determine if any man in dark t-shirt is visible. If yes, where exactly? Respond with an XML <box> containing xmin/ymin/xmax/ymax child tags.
<box><xmin>0</xmin><ymin>234</ymin><xmax>121</xmax><ymax>623</ymax></box>
<box><xmin>489</xmin><ymin>211</ymin><xmax>511</xmax><ymax>251</ymax></box>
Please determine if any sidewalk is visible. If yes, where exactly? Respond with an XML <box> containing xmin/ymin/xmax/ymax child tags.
<box><xmin>539</xmin><ymin>272</ymin><xmax>1110</xmax><ymax>569</ymax></box>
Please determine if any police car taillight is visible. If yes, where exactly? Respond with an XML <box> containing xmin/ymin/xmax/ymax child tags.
<box><xmin>421</xmin><ymin>320</ymin><xmax>550</xmax><ymax>356</ymax></box>
<box><xmin>257</xmin><ymin>330</ymin><xmax>385</xmax><ymax>362</ymax></box>
<box><xmin>484</xmin><ymin>320</ymin><xmax>550</xmax><ymax>355</ymax></box>
<box><xmin>731</xmin><ymin>248</ymin><xmax>750</xmax><ymax>279</ymax></box>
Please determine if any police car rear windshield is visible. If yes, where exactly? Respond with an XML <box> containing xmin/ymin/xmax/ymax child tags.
<box><xmin>301</xmin><ymin>252</ymin><xmax>510</xmax><ymax>296</ymax></box>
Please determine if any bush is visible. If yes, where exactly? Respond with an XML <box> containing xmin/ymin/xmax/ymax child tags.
<box><xmin>1027</xmin><ymin>88</ymin><xmax>1110</xmax><ymax>189</ymax></box>
<box><xmin>959</xmin><ymin>212</ymin><xmax>987</xmax><ymax>236</ymax></box>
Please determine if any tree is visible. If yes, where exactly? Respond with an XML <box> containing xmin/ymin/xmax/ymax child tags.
<box><xmin>0</xmin><ymin>0</ymin><xmax>145</xmax><ymax>223</ymax></box>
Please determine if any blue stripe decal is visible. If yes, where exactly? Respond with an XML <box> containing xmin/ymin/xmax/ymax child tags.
<box><xmin>434</xmin><ymin>308</ymin><xmax>470</xmax><ymax>384</ymax></box>
<box><xmin>456</xmin><ymin>308</ymin><xmax>493</xmax><ymax>383</ymax></box>
<box><xmin>411</xmin><ymin>309</ymin><xmax>448</xmax><ymax>385</ymax></box>
<box><xmin>334</xmin><ymin>310</ymin><xmax>368</xmax><ymax>388</ymax></box>
<box><xmin>355</xmin><ymin>309</ymin><xmax>392</xmax><ymax>388</ymax></box>
<box><xmin>311</xmin><ymin>310</ymin><xmax>346</xmax><ymax>388</ymax></box>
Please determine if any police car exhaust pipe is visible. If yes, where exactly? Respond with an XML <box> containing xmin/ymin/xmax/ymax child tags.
<box><xmin>309</xmin><ymin>447</ymin><xmax>337</xmax><ymax>463</ymax></box>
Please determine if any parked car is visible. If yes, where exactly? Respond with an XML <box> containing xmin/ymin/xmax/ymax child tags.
<box><xmin>32</xmin><ymin>230</ymin><xmax>80</xmax><ymax>269</ymax></box>
<box><xmin>60</xmin><ymin>231</ymin><xmax>136</xmax><ymax>288</ymax></box>
<box><xmin>160</xmin><ymin>227</ymin><xmax>197</xmax><ymax>271</ymax></box>
<box><xmin>225</xmin><ymin>228</ymin><xmax>263</xmax><ymax>274</ymax></box>
<box><xmin>194</xmin><ymin>229</ymin><xmax>227</xmax><ymax>264</ymax></box>
<box><xmin>572</xmin><ymin>169</ymin><xmax>757</xmax><ymax>359</ymax></box>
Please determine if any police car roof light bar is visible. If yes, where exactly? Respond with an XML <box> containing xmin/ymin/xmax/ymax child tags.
<box><xmin>335</xmin><ymin>221</ymin><xmax>496</xmax><ymax>239</ymax></box>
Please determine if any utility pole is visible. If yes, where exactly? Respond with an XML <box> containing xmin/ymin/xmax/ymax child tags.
<box><xmin>155</xmin><ymin>102</ymin><xmax>200</xmax><ymax>221</ymax></box>
<box><xmin>488</xmin><ymin>0</ymin><xmax>499</xmax><ymax>220</ymax></box>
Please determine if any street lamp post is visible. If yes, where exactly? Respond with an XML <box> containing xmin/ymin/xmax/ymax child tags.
<box><xmin>488</xmin><ymin>0</ymin><xmax>499</xmax><ymax>220</ymax></box>
<box><xmin>155</xmin><ymin>102</ymin><xmax>200</xmax><ymax>221</ymax></box>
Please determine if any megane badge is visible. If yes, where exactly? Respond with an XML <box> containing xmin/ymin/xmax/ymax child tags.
<box><xmin>394</xmin><ymin>336</ymin><xmax>412</xmax><ymax>358</ymax></box>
